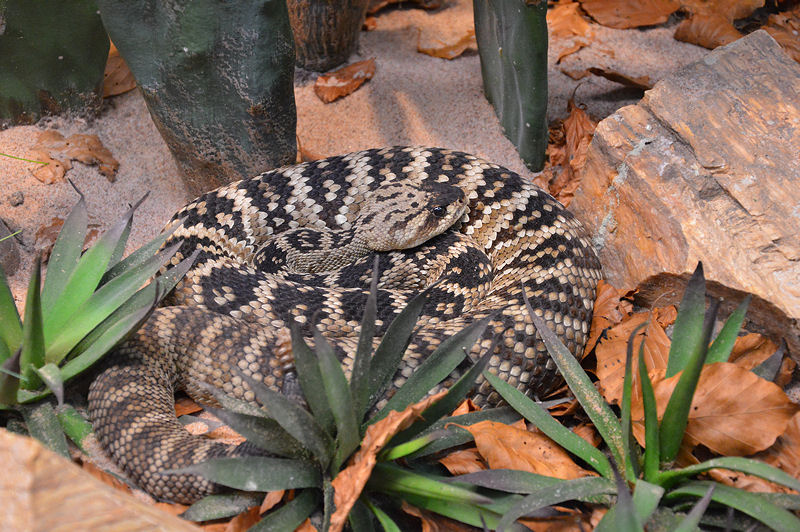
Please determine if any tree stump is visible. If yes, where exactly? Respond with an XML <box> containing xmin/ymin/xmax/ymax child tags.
<box><xmin>287</xmin><ymin>0</ymin><xmax>370</xmax><ymax>72</ymax></box>
<box><xmin>570</xmin><ymin>31</ymin><xmax>800</xmax><ymax>357</ymax></box>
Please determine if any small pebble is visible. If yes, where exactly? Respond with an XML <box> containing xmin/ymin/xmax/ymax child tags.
<box><xmin>8</xmin><ymin>191</ymin><xmax>23</xmax><ymax>206</ymax></box>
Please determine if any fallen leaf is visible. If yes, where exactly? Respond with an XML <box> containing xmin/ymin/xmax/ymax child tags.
<box><xmin>260</xmin><ymin>490</ymin><xmax>285</xmax><ymax>514</ymax></box>
<box><xmin>631</xmin><ymin>362</ymin><xmax>799</xmax><ymax>456</ymax></box>
<box><xmin>450</xmin><ymin>398</ymin><xmax>479</xmax><ymax>417</ymax></box>
<box><xmin>314</xmin><ymin>58</ymin><xmax>376</xmax><ymax>104</ymax></box>
<box><xmin>35</xmin><ymin>216</ymin><xmax>101</xmax><ymax>262</ymax></box>
<box><xmin>416</xmin><ymin>0</ymin><xmax>476</xmax><ymax>59</ymax></box>
<box><xmin>579</xmin><ymin>0</ymin><xmax>680</xmax><ymax>29</ymax></box>
<box><xmin>222</xmin><ymin>506</ymin><xmax>261</xmax><ymax>532</ymax></box>
<box><xmin>559</xmin><ymin>68</ymin><xmax>591</xmax><ymax>81</ymax></box>
<box><xmin>587</xmin><ymin>67</ymin><xmax>653</xmax><ymax>90</ymax></box>
<box><xmin>460</xmin><ymin>420</ymin><xmax>596</xmax><ymax>479</ymax></box>
<box><xmin>363</xmin><ymin>16</ymin><xmax>378</xmax><ymax>31</ymax></box>
<box><xmin>329</xmin><ymin>391</ymin><xmax>447</xmax><ymax>532</ymax></box>
<box><xmin>763</xmin><ymin>7</ymin><xmax>800</xmax><ymax>63</ymax></box>
<box><xmin>295</xmin><ymin>519</ymin><xmax>316</xmax><ymax>532</ymax></box>
<box><xmin>103</xmin><ymin>42</ymin><xmax>137</xmax><ymax>98</ymax></box>
<box><xmin>595</xmin><ymin>312</ymin><xmax>671</xmax><ymax>406</ymax></box>
<box><xmin>548</xmin><ymin>100</ymin><xmax>597</xmax><ymax>206</ymax></box>
<box><xmin>80</xmin><ymin>459</ymin><xmax>131</xmax><ymax>494</ymax></box>
<box><xmin>556</xmin><ymin>39</ymin><xmax>590</xmax><ymax>64</ymax></box>
<box><xmin>31</xmin><ymin>130</ymin><xmax>119</xmax><ymax>183</ymax></box>
<box><xmin>439</xmin><ymin>448</ymin><xmax>486</xmax><ymax>475</ymax></box>
<box><xmin>673</xmin><ymin>11</ymin><xmax>742</xmax><ymax>49</ymax></box>
<box><xmin>728</xmin><ymin>333</ymin><xmax>779</xmax><ymax>369</ymax></box>
<box><xmin>764</xmin><ymin>411</ymin><xmax>800</xmax><ymax>478</ymax></box>
<box><xmin>175</xmin><ymin>396</ymin><xmax>203</xmax><ymax>417</ymax></box>
<box><xmin>583</xmin><ymin>280</ymin><xmax>635</xmax><ymax>357</ymax></box>
<box><xmin>548</xmin><ymin>1</ymin><xmax>594</xmax><ymax>39</ymax></box>
<box><xmin>681</xmin><ymin>0</ymin><xmax>764</xmax><ymax>20</ymax></box>
<box><xmin>572</xmin><ymin>423</ymin><xmax>601</xmax><ymax>448</ymax></box>
<box><xmin>654</xmin><ymin>305</ymin><xmax>677</xmax><ymax>328</ymax></box>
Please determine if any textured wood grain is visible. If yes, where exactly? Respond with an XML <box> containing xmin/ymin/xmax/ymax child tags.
<box><xmin>0</xmin><ymin>429</ymin><xmax>200</xmax><ymax>531</ymax></box>
<box><xmin>570</xmin><ymin>30</ymin><xmax>800</xmax><ymax>356</ymax></box>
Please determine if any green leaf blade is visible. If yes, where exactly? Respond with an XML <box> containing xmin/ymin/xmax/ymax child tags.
<box><xmin>20</xmin><ymin>256</ymin><xmax>45</xmax><ymax>390</ymax></box>
<box><xmin>170</xmin><ymin>456</ymin><xmax>321</xmax><ymax>492</ymax></box>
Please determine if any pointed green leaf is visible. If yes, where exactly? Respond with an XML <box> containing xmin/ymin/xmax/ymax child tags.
<box><xmin>523</xmin><ymin>288</ymin><xmax>626</xmax><ymax>476</ymax></box>
<box><xmin>631</xmin><ymin>480</ymin><xmax>664</xmax><ymax>524</ymax></box>
<box><xmin>290</xmin><ymin>323</ymin><xmax>335</xmax><ymax>434</ymax></box>
<box><xmin>170</xmin><ymin>456</ymin><xmax>321</xmax><ymax>492</ymax></box>
<box><xmin>372</xmin><ymin>314</ymin><xmax>493</xmax><ymax>425</ymax></box>
<box><xmin>20</xmin><ymin>401</ymin><xmax>69</xmax><ymax>457</ymax></box>
<box><xmin>368</xmin><ymin>462</ymin><xmax>493</xmax><ymax>506</ymax></box>
<box><xmin>241</xmin><ymin>373</ymin><xmax>333</xmax><ymax>467</ymax></box>
<box><xmin>364</xmin><ymin>499</ymin><xmax>401</xmax><ymax>532</ymax></box>
<box><xmin>752</xmin><ymin>339</ymin><xmax>785</xmax><ymax>382</ymax></box>
<box><xmin>483</xmin><ymin>371</ymin><xmax>613</xmax><ymax>477</ymax></box>
<box><xmin>665</xmin><ymin>481</ymin><xmax>800</xmax><ymax>532</ymax></box>
<box><xmin>497</xmin><ymin>477</ymin><xmax>618</xmax><ymax>532</ymax></box>
<box><xmin>204</xmin><ymin>405</ymin><xmax>306</xmax><ymax>459</ymax></box>
<box><xmin>105</xmin><ymin>194</ymin><xmax>149</xmax><ymax>276</ymax></box>
<box><xmin>673</xmin><ymin>484</ymin><xmax>713</xmax><ymax>532</ymax></box>
<box><xmin>351</xmin><ymin>257</ymin><xmax>379</xmax><ymax>421</ymax></box>
<box><xmin>20</xmin><ymin>256</ymin><xmax>45</xmax><ymax>390</ymax></box>
<box><xmin>34</xmin><ymin>363</ymin><xmax>63</xmax><ymax>405</ymax></box>
<box><xmin>381</xmin><ymin>430</ymin><xmax>448</xmax><ymax>461</ymax></box>
<box><xmin>348</xmin><ymin>499</ymin><xmax>376</xmax><ymax>532</ymax></box>
<box><xmin>660</xmin><ymin>299</ymin><xmax>719</xmax><ymax>464</ymax></box>
<box><xmin>659</xmin><ymin>456</ymin><xmax>800</xmax><ymax>492</ymax></box>
<box><xmin>666</xmin><ymin>264</ymin><xmax>707</xmax><ymax>377</ymax></box>
<box><xmin>251</xmin><ymin>489</ymin><xmax>320</xmax><ymax>532</ymax></box>
<box><xmin>313</xmin><ymin>327</ymin><xmax>359</xmax><ymax>472</ymax></box>
<box><xmin>391</xmin><ymin>348</ymin><xmax>493</xmax><ymax>445</ymax></box>
<box><xmin>181</xmin><ymin>493</ymin><xmax>263</xmax><ymax>522</ymax></box>
<box><xmin>368</xmin><ymin>288</ymin><xmax>428</xmax><ymax>410</ymax></box>
<box><xmin>0</xmin><ymin>348</ymin><xmax>21</xmax><ymax>406</ymax></box>
<box><xmin>0</xmin><ymin>263</ymin><xmax>22</xmax><ymax>355</ymax></box>
<box><xmin>638</xmin><ymin>347</ymin><xmax>660</xmax><ymax>483</ymax></box>
<box><xmin>42</xmin><ymin>201</ymin><xmax>140</xmax><ymax>342</ymax></box>
<box><xmin>398</xmin><ymin>491</ymin><xmax>520</xmax><ymax>531</ymax></box>
<box><xmin>706</xmin><ymin>295</ymin><xmax>750</xmax><ymax>364</ymax></box>
<box><xmin>622</xmin><ymin>323</ymin><xmax>647</xmax><ymax>480</ymax></box>
<box><xmin>102</xmin><ymin>217</ymin><xmax>183</xmax><ymax>286</ymax></box>
<box><xmin>45</xmin><ymin>241</ymin><xmax>182</xmax><ymax>362</ymax></box>
<box><xmin>40</xmin><ymin>195</ymin><xmax>87</xmax><ymax>312</ymax></box>
<box><xmin>594</xmin><ymin>466</ymin><xmax>642</xmax><ymax>532</ymax></box>
<box><xmin>56</xmin><ymin>404</ymin><xmax>93</xmax><ymax>452</ymax></box>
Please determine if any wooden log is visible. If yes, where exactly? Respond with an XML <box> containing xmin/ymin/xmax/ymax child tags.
<box><xmin>570</xmin><ymin>30</ymin><xmax>800</xmax><ymax>357</ymax></box>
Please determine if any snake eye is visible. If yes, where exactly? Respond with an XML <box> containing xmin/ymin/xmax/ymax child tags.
<box><xmin>432</xmin><ymin>205</ymin><xmax>446</xmax><ymax>218</ymax></box>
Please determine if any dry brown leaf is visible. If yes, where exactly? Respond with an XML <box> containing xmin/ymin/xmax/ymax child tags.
<box><xmin>583</xmin><ymin>280</ymin><xmax>635</xmax><ymax>357</ymax></box>
<box><xmin>654</xmin><ymin>305</ymin><xmax>677</xmax><ymax>328</ymax></box>
<box><xmin>579</xmin><ymin>0</ymin><xmax>680</xmax><ymax>29</ymax></box>
<box><xmin>175</xmin><ymin>396</ymin><xmax>204</xmax><ymax>417</ymax></box>
<box><xmin>328</xmin><ymin>391</ymin><xmax>447</xmax><ymax>532</ymax></box>
<box><xmin>314</xmin><ymin>58</ymin><xmax>376</xmax><ymax>104</ymax></box>
<box><xmin>765</xmin><ymin>411</ymin><xmax>800</xmax><ymax>478</ymax></box>
<box><xmin>363</xmin><ymin>16</ymin><xmax>378</xmax><ymax>31</ymax></box>
<box><xmin>548</xmin><ymin>1</ymin><xmax>594</xmax><ymax>39</ymax></box>
<box><xmin>439</xmin><ymin>448</ymin><xmax>486</xmax><ymax>475</ymax></box>
<box><xmin>587</xmin><ymin>67</ymin><xmax>653</xmax><ymax>90</ymax></box>
<box><xmin>556</xmin><ymin>39</ymin><xmax>590</xmax><ymax>64</ymax></box>
<box><xmin>461</xmin><ymin>420</ymin><xmax>596</xmax><ymax>479</ymax></box>
<box><xmin>103</xmin><ymin>42</ymin><xmax>137</xmax><ymax>98</ymax></box>
<box><xmin>681</xmin><ymin>0</ymin><xmax>764</xmax><ymax>20</ymax></box>
<box><xmin>80</xmin><ymin>459</ymin><xmax>132</xmax><ymax>494</ymax></box>
<box><xmin>450</xmin><ymin>398</ymin><xmax>480</xmax><ymax>417</ymax></box>
<box><xmin>220</xmin><ymin>506</ymin><xmax>261</xmax><ymax>532</ymax></box>
<box><xmin>417</xmin><ymin>0</ymin><xmax>476</xmax><ymax>59</ymax></box>
<box><xmin>35</xmin><ymin>216</ymin><xmax>101</xmax><ymax>262</ymax></box>
<box><xmin>549</xmin><ymin>100</ymin><xmax>597</xmax><ymax>206</ymax></box>
<box><xmin>674</xmin><ymin>11</ymin><xmax>742</xmax><ymax>48</ymax></box>
<box><xmin>31</xmin><ymin>130</ymin><xmax>119</xmax><ymax>183</ymax></box>
<box><xmin>764</xmin><ymin>7</ymin><xmax>800</xmax><ymax>63</ymax></box>
<box><xmin>295</xmin><ymin>519</ymin><xmax>316</xmax><ymax>532</ymax></box>
<box><xmin>260</xmin><ymin>490</ymin><xmax>285</xmax><ymax>514</ymax></box>
<box><xmin>631</xmin><ymin>362</ymin><xmax>799</xmax><ymax>456</ymax></box>
<box><xmin>729</xmin><ymin>333</ymin><xmax>778</xmax><ymax>369</ymax></box>
<box><xmin>572</xmin><ymin>423</ymin><xmax>601</xmax><ymax>448</ymax></box>
<box><xmin>595</xmin><ymin>312</ymin><xmax>671</xmax><ymax>406</ymax></box>
<box><xmin>559</xmin><ymin>68</ymin><xmax>591</xmax><ymax>81</ymax></box>
<box><xmin>402</xmin><ymin>501</ymin><xmax>478</xmax><ymax>532</ymax></box>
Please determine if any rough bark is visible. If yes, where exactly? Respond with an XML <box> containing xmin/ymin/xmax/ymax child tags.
<box><xmin>570</xmin><ymin>30</ymin><xmax>800</xmax><ymax>357</ymax></box>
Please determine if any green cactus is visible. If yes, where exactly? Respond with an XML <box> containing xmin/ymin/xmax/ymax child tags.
<box><xmin>0</xmin><ymin>0</ymin><xmax>110</xmax><ymax>127</ymax></box>
<box><xmin>97</xmin><ymin>0</ymin><xmax>297</xmax><ymax>197</ymax></box>
<box><xmin>473</xmin><ymin>0</ymin><xmax>548</xmax><ymax>171</ymax></box>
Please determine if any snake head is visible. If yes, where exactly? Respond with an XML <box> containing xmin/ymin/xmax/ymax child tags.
<box><xmin>357</xmin><ymin>181</ymin><xmax>467</xmax><ymax>251</ymax></box>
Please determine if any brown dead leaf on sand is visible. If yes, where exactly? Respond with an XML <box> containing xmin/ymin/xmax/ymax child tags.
<box><xmin>556</xmin><ymin>39</ymin><xmax>591</xmax><ymax>64</ymax></box>
<box><xmin>416</xmin><ymin>0</ymin><xmax>476</xmax><ymax>59</ymax></box>
<box><xmin>673</xmin><ymin>10</ymin><xmax>743</xmax><ymax>48</ymax></box>
<box><xmin>328</xmin><ymin>391</ymin><xmax>447</xmax><ymax>532</ymax></box>
<box><xmin>459</xmin><ymin>420</ymin><xmax>596</xmax><ymax>479</ymax></box>
<box><xmin>545</xmin><ymin>100</ymin><xmax>597</xmax><ymax>206</ymax></box>
<box><xmin>31</xmin><ymin>130</ymin><xmax>119</xmax><ymax>183</ymax></box>
<box><xmin>314</xmin><ymin>59</ymin><xmax>376</xmax><ymax>104</ymax></box>
<box><xmin>579</xmin><ymin>0</ymin><xmax>680</xmax><ymax>29</ymax></box>
<box><xmin>631</xmin><ymin>363</ymin><xmax>798</xmax><ymax>456</ymax></box>
<box><xmin>587</xmin><ymin>67</ymin><xmax>653</xmax><ymax>90</ymax></box>
<box><xmin>764</xmin><ymin>6</ymin><xmax>800</xmax><ymax>63</ymax></box>
<box><xmin>582</xmin><ymin>280</ymin><xmax>635</xmax><ymax>357</ymax></box>
<box><xmin>548</xmin><ymin>1</ymin><xmax>594</xmax><ymax>39</ymax></box>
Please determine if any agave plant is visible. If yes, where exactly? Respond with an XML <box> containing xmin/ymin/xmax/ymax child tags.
<box><xmin>472</xmin><ymin>263</ymin><xmax>800</xmax><ymax>531</ymax></box>
<box><xmin>0</xmin><ymin>190</ymin><xmax>195</xmax><ymax>455</ymax></box>
<box><xmin>176</xmin><ymin>260</ymin><xmax>553</xmax><ymax>530</ymax></box>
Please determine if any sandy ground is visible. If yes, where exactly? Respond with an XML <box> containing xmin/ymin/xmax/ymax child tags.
<box><xmin>0</xmin><ymin>4</ymin><xmax>708</xmax><ymax>305</ymax></box>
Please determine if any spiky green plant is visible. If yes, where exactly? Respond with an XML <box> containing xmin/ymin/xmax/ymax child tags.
<box><xmin>176</xmin><ymin>260</ymin><xmax>554</xmax><ymax>530</ymax></box>
<box><xmin>474</xmin><ymin>263</ymin><xmax>800</xmax><ymax>531</ymax></box>
<box><xmin>0</xmin><ymin>191</ymin><xmax>195</xmax><ymax>455</ymax></box>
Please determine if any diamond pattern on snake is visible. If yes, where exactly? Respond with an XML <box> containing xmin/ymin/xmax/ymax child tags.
<box><xmin>88</xmin><ymin>146</ymin><xmax>602</xmax><ymax>503</ymax></box>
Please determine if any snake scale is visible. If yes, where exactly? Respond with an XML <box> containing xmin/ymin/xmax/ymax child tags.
<box><xmin>88</xmin><ymin>147</ymin><xmax>602</xmax><ymax>503</ymax></box>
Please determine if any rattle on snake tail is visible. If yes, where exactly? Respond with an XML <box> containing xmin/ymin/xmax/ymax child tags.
<box><xmin>88</xmin><ymin>147</ymin><xmax>602</xmax><ymax>503</ymax></box>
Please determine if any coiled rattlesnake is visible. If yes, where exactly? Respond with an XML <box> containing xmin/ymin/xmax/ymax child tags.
<box><xmin>88</xmin><ymin>147</ymin><xmax>602</xmax><ymax>503</ymax></box>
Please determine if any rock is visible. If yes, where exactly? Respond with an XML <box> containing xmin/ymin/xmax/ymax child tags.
<box><xmin>570</xmin><ymin>31</ymin><xmax>800</xmax><ymax>357</ymax></box>
<box><xmin>0</xmin><ymin>218</ymin><xmax>20</xmax><ymax>276</ymax></box>
<box><xmin>0</xmin><ymin>429</ymin><xmax>200</xmax><ymax>531</ymax></box>
<box><xmin>8</xmin><ymin>191</ymin><xmax>23</xmax><ymax>206</ymax></box>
